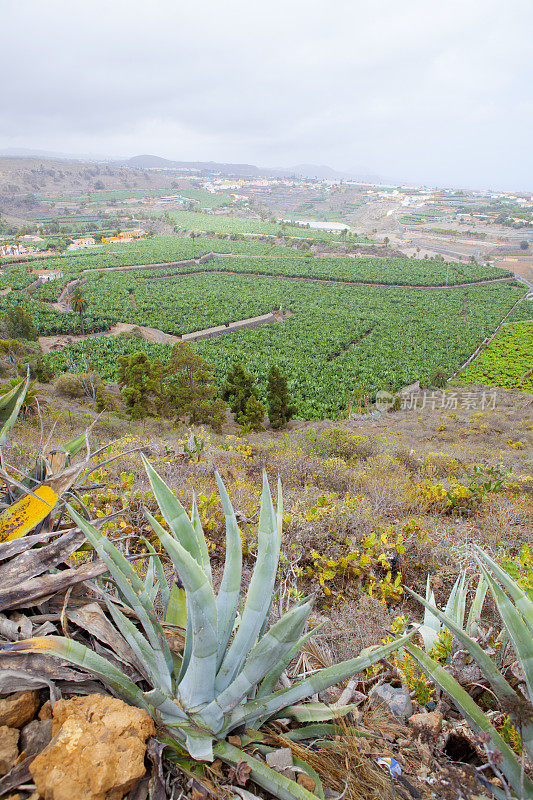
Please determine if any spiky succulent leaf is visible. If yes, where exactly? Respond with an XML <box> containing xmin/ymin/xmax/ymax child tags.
<box><xmin>473</xmin><ymin>544</ymin><xmax>533</xmax><ymax>635</ymax></box>
<box><xmin>2</xmin><ymin>636</ymin><xmax>148</xmax><ymax>710</ymax></box>
<box><xmin>407</xmin><ymin>585</ymin><xmax>533</xmax><ymax>762</ymax></box>
<box><xmin>0</xmin><ymin>374</ymin><xmax>29</xmax><ymax>446</ymax></box>
<box><xmin>201</xmin><ymin>600</ymin><xmax>313</xmax><ymax>727</ymax></box>
<box><xmin>466</xmin><ymin>575</ymin><xmax>488</xmax><ymax>637</ymax></box>
<box><xmin>213</xmin><ymin>740</ymin><xmax>318</xmax><ymax>800</ymax></box>
<box><xmin>214</xmin><ymin>471</ymin><xmax>243</xmax><ymax>668</ymax></box>
<box><xmin>145</xmin><ymin>509</ymin><xmax>218</xmax><ymax>710</ymax></box>
<box><xmin>216</xmin><ymin>471</ymin><xmax>279</xmax><ymax>693</ymax></box>
<box><xmin>282</xmin><ymin>702</ymin><xmax>357</xmax><ymax>722</ymax></box>
<box><xmin>142</xmin><ymin>455</ymin><xmax>210</xmax><ymax>576</ymax></box>
<box><xmin>477</xmin><ymin>564</ymin><xmax>533</xmax><ymax>705</ymax></box>
<box><xmin>68</xmin><ymin>505</ymin><xmax>174</xmax><ymax>692</ymax></box>
<box><xmin>229</xmin><ymin>631</ymin><xmax>415</xmax><ymax>732</ymax></box>
<box><xmin>407</xmin><ymin>643</ymin><xmax>533</xmax><ymax>798</ymax></box>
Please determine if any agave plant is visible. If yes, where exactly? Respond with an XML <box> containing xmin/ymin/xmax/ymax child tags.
<box><xmin>0</xmin><ymin>375</ymin><xmax>139</xmax><ymax>632</ymax></box>
<box><xmin>417</xmin><ymin>570</ymin><xmax>488</xmax><ymax>651</ymax></box>
<box><xmin>5</xmin><ymin>456</ymin><xmax>413</xmax><ymax>800</ymax></box>
<box><xmin>408</xmin><ymin>545</ymin><xmax>533</xmax><ymax>799</ymax></box>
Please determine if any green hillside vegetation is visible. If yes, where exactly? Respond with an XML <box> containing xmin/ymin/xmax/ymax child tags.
<box><xmin>454</xmin><ymin>321</ymin><xmax>533</xmax><ymax>391</ymax></box>
<box><xmin>41</xmin><ymin>280</ymin><xmax>527</xmax><ymax>418</ymax></box>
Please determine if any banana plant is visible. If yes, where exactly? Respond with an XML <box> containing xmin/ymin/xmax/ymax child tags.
<box><xmin>4</xmin><ymin>457</ymin><xmax>413</xmax><ymax>800</ymax></box>
<box><xmin>407</xmin><ymin>545</ymin><xmax>533</xmax><ymax>799</ymax></box>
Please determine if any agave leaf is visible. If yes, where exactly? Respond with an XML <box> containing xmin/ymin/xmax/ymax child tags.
<box><xmin>213</xmin><ymin>740</ymin><xmax>318</xmax><ymax>800</ymax></box>
<box><xmin>407</xmin><ymin>643</ymin><xmax>533</xmax><ymax>798</ymax></box>
<box><xmin>142</xmin><ymin>538</ymin><xmax>171</xmax><ymax>615</ymax></box>
<box><xmin>0</xmin><ymin>485</ymin><xmax>58</xmax><ymax>543</ymax></box>
<box><xmin>478</xmin><ymin>564</ymin><xmax>533</xmax><ymax>705</ymax></box>
<box><xmin>257</xmin><ymin>625</ymin><xmax>321</xmax><ymax>700</ymax></box>
<box><xmin>141</xmin><ymin>455</ymin><xmax>209</xmax><ymax>574</ymax></box>
<box><xmin>444</xmin><ymin>571</ymin><xmax>468</xmax><ymax>628</ymax></box>
<box><xmin>216</xmin><ymin>471</ymin><xmax>279</xmax><ymax>693</ymax></box>
<box><xmin>191</xmin><ymin>492</ymin><xmax>212</xmax><ymax>586</ymax></box>
<box><xmin>227</xmin><ymin>631</ymin><xmax>414</xmax><ymax>732</ymax></box>
<box><xmin>0</xmin><ymin>374</ymin><xmax>29</xmax><ymax>446</ymax></box>
<box><xmin>281</xmin><ymin>702</ymin><xmax>357</xmax><ymax>723</ymax></box>
<box><xmin>203</xmin><ymin>600</ymin><xmax>313</xmax><ymax>725</ymax></box>
<box><xmin>406</xmin><ymin>586</ymin><xmax>533</xmax><ymax>761</ymax></box>
<box><xmin>473</xmin><ymin>544</ymin><xmax>533</xmax><ymax>635</ymax></box>
<box><xmin>283</xmin><ymin>724</ymin><xmax>343</xmax><ymax>741</ymax></box>
<box><xmin>185</xmin><ymin>731</ymin><xmax>214</xmax><ymax>762</ymax></box>
<box><xmin>165</xmin><ymin>584</ymin><xmax>187</xmax><ymax>627</ymax></box>
<box><xmin>293</xmin><ymin>759</ymin><xmax>324</xmax><ymax>800</ymax></box>
<box><xmin>143</xmin><ymin>547</ymin><xmax>157</xmax><ymax>601</ymax></box>
<box><xmin>214</xmin><ymin>471</ymin><xmax>243</xmax><ymax>669</ymax></box>
<box><xmin>61</xmin><ymin>430</ymin><xmax>88</xmax><ymax>457</ymax></box>
<box><xmin>2</xmin><ymin>636</ymin><xmax>149</xmax><ymax>710</ymax></box>
<box><xmin>466</xmin><ymin>575</ymin><xmax>488</xmax><ymax>637</ymax></box>
<box><xmin>104</xmin><ymin>598</ymin><xmax>169</xmax><ymax>688</ymax></box>
<box><xmin>276</xmin><ymin>476</ymin><xmax>283</xmax><ymax>547</ymax></box>
<box><xmin>68</xmin><ymin>505</ymin><xmax>174</xmax><ymax>693</ymax></box>
<box><xmin>145</xmin><ymin>510</ymin><xmax>217</xmax><ymax>711</ymax></box>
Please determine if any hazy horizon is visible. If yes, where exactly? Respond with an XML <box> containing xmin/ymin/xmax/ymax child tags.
<box><xmin>2</xmin><ymin>0</ymin><xmax>532</xmax><ymax>192</ymax></box>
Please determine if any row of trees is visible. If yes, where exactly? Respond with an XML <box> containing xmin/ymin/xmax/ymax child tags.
<box><xmin>117</xmin><ymin>346</ymin><xmax>295</xmax><ymax>431</ymax></box>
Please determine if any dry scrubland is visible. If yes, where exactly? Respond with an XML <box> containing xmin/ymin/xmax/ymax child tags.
<box><xmin>7</xmin><ymin>386</ymin><xmax>532</xmax><ymax>658</ymax></box>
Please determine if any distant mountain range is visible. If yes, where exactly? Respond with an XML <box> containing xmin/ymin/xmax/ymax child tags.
<box><xmin>0</xmin><ymin>148</ymin><xmax>393</xmax><ymax>184</ymax></box>
<box><xmin>124</xmin><ymin>154</ymin><xmax>389</xmax><ymax>183</ymax></box>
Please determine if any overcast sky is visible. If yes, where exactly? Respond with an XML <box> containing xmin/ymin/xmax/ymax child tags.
<box><xmin>1</xmin><ymin>0</ymin><xmax>532</xmax><ymax>190</ymax></box>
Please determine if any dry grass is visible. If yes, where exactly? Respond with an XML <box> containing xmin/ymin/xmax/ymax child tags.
<box><xmin>6</xmin><ymin>387</ymin><xmax>533</xmax><ymax>661</ymax></box>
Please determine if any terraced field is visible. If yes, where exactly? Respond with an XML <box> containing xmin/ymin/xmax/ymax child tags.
<box><xmin>1</xmin><ymin>231</ymin><xmax>527</xmax><ymax>418</ymax></box>
<box><xmin>454</xmin><ymin>321</ymin><xmax>533</xmax><ymax>392</ymax></box>
<box><xmin>40</xmin><ymin>276</ymin><xmax>527</xmax><ymax>418</ymax></box>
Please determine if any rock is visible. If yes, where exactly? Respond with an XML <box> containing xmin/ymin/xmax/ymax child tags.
<box><xmin>38</xmin><ymin>700</ymin><xmax>52</xmax><ymax>721</ymax></box>
<box><xmin>369</xmin><ymin>683</ymin><xmax>413</xmax><ymax>721</ymax></box>
<box><xmin>30</xmin><ymin>694</ymin><xmax>156</xmax><ymax>800</ymax></box>
<box><xmin>266</xmin><ymin>747</ymin><xmax>295</xmax><ymax>779</ymax></box>
<box><xmin>408</xmin><ymin>711</ymin><xmax>443</xmax><ymax>738</ymax></box>
<box><xmin>0</xmin><ymin>692</ymin><xmax>40</xmax><ymax>729</ymax></box>
<box><xmin>297</xmin><ymin>774</ymin><xmax>316</xmax><ymax>792</ymax></box>
<box><xmin>20</xmin><ymin>719</ymin><xmax>53</xmax><ymax>757</ymax></box>
<box><xmin>0</xmin><ymin>726</ymin><xmax>19</xmax><ymax>776</ymax></box>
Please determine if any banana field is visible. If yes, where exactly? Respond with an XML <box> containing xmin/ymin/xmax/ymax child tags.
<box><xmin>42</xmin><ymin>278</ymin><xmax>527</xmax><ymax>418</ymax></box>
<box><xmin>454</xmin><ymin>321</ymin><xmax>533</xmax><ymax>391</ymax></box>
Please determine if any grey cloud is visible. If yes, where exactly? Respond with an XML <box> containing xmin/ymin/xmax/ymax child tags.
<box><xmin>1</xmin><ymin>0</ymin><xmax>532</xmax><ymax>188</ymax></box>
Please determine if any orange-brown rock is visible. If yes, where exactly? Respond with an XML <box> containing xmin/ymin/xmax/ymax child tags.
<box><xmin>38</xmin><ymin>700</ymin><xmax>52</xmax><ymax>721</ymax></box>
<box><xmin>30</xmin><ymin>694</ymin><xmax>155</xmax><ymax>800</ymax></box>
<box><xmin>0</xmin><ymin>726</ymin><xmax>19</xmax><ymax>776</ymax></box>
<box><xmin>0</xmin><ymin>692</ymin><xmax>39</xmax><ymax>729</ymax></box>
<box><xmin>408</xmin><ymin>710</ymin><xmax>443</xmax><ymax>737</ymax></box>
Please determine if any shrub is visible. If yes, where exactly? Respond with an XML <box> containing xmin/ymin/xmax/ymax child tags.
<box><xmin>429</xmin><ymin>369</ymin><xmax>447</xmax><ymax>388</ymax></box>
<box><xmin>3</xmin><ymin>304</ymin><xmax>37</xmax><ymax>341</ymax></box>
<box><xmin>299</xmin><ymin>427</ymin><xmax>376</xmax><ymax>461</ymax></box>
<box><xmin>53</xmin><ymin>372</ymin><xmax>85</xmax><ymax>398</ymax></box>
<box><xmin>267</xmin><ymin>365</ymin><xmax>296</xmax><ymax>429</ymax></box>
<box><xmin>238</xmin><ymin>393</ymin><xmax>265</xmax><ymax>432</ymax></box>
<box><xmin>29</xmin><ymin>356</ymin><xmax>54</xmax><ymax>383</ymax></box>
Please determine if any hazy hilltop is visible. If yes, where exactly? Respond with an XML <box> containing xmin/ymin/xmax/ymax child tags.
<box><xmin>0</xmin><ymin>157</ymin><xmax>180</xmax><ymax>204</ymax></box>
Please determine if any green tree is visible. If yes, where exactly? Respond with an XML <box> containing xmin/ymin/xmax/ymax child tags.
<box><xmin>238</xmin><ymin>393</ymin><xmax>265</xmax><ymax>432</ymax></box>
<box><xmin>116</xmin><ymin>352</ymin><xmax>164</xmax><ymax>418</ymax></box>
<box><xmin>222</xmin><ymin>362</ymin><xmax>256</xmax><ymax>418</ymax></box>
<box><xmin>165</xmin><ymin>342</ymin><xmax>226</xmax><ymax>431</ymax></box>
<box><xmin>3</xmin><ymin>304</ymin><xmax>37</xmax><ymax>341</ymax></box>
<box><xmin>266</xmin><ymin>365</ymin><xmax>296</xmax><ymax>429</ymax></box>
<box><xmin>71</xmin><ymin>288</ymin><xmax>88</xmax><ymax>335</ymax></box>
